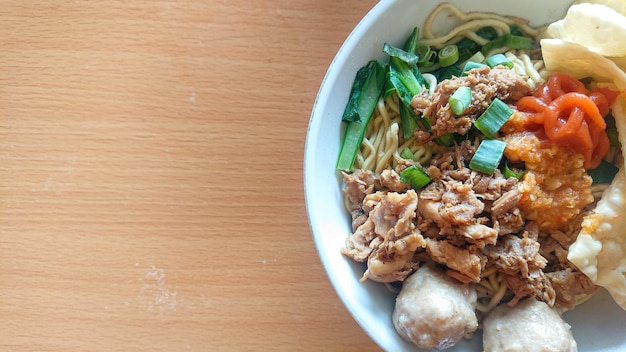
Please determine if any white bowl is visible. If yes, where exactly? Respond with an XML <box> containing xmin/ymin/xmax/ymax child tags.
<box><xmin>304</xmin><ymin>0</ymin><xmax>626</xmax><ymax>351</ymax></box>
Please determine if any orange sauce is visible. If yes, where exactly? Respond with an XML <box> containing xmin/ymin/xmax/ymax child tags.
<box><xmin>504</xmin><ymin>130</ymin><xmax>593</xmax><ymax>232</ymax></box>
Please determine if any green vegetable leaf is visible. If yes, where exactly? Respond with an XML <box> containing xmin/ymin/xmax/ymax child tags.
<box><xmin>336</xmin><ymin>60</ymin><xmax>387</xmax><ymax>171</ymax></box>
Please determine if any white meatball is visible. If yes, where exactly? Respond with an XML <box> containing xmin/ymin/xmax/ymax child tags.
<box><xmin>483</xmin><ymin>298</ymin><xmax>577</xmax><ymax>352</ymax></box>
<box><xmin>392</xmin><ymin>263</ymin><xmax>478</xmax><ymax>350</ymax></box>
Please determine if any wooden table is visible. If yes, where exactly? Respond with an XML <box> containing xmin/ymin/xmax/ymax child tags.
<box><xmin>0</xmin><ymin>1</ymin><xmax>381</xmax><ymax>350</ymax></box>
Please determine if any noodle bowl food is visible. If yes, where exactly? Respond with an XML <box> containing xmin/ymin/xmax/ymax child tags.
<box><xmin>304</xmin><ymin>0</ymin><xmax>626</xmax><ymax>351</ymax></box>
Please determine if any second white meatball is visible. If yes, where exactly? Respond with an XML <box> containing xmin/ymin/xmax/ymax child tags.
<box><xmin>483</xmin><ymin>298</ymin><xmax>577</xmax><ymax>352</ymax></box>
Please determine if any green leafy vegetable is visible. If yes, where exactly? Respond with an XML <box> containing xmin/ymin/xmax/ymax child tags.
<box><xmin>383</xmin><ymin>43</ymin><xmax>420</xmax><ymax>67</ymax></box>
<box><xmin>436</xmin><ymin>64</ymin><xmax>462</xmax><ymax>81</ymax></box>
<box><xmin>485</xmin><ymin>53</ymin><xmax>513</xmax><ymax>69</ymax></box>
<box><xmin>399</xmin><ymin>98</ymin><xmax>419</xmax><ymax>139</ymax></box>
<box><xmin>336</xmin><ymin>60</ymin><xmax>387</xmax><ymax>171</ymax></box>
<box><xmin>403</xmin><ymin>27</ymin><xmax>420</xmax><ymax>54</ymax></box>
<box><xmin>341</xmin><ymin>66</ymin><xmax>370</xmax><ymax>122</ymax></box>
<box><xmin>456</xmin><ymin>26</ymin><xmax>498</xmax><ymax>62</ymax></box>
<box><xmin>606</xmin><ymin>114</ymin><xmax>620</xmax><ymax>147</ymax></box>
<box><xmin>475</xmin><ymin>26</ymin><xmax>499</xmax><ymax>41</ymax></box>
<box><xmin>387</xmin><ymin>55</ymin><xmax>427</xmax><ymax>107</ymax></box>
<box><xmin>481</xmin><ymin>34</ymin><xmax>532</xmax><ymax>56</ymax></box>
<box><xmin>434</xmin><ymin>133</ymin><xmax>455</xmax><ymax>147</ymax></box>
<box><xmin>587</xmin><ymin>160</ymin><xmax>620</xmax><ymax>184</ymax></box>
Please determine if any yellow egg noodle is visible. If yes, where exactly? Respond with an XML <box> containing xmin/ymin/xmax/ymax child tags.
<box><xmin>420</xmin><ymin>2</ymin><xmax>543</xmax><ymax>49</ymax></box>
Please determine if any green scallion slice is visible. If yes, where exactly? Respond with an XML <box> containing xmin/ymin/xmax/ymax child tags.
<box><xmin>400</xmin><ymin>165</ymin><xmax>432</xmax><ymax>189</ymax></box>
<box><xmin>470</xmin><ymin>139</ymin><xmax>507</xmax><ymax>175</ymax></box>
<box><xmin>416</xmin><ymin>43</ymin><xmax>433</xmax><ymax>66</ymax></box>
<box><xmin>466</xmin><ymin>51</ymin><xmax>486</xmax><ymax>65</ymax></box>
<box><xmin>400</xmin><ymin>147</ymin><xmax>417</xmax><ymax>161</ymax></box>
<box><xmin>438</xmin><ymin>44</ymin><xmax>459</xmax><ymax>67</ymax></box>
<box><xmin>462</xmin><ymin>61</ymin><xmax>487</xmax><ymax>76</ymax></box>
<box><xmin>449</xmin><ymin>86</ymin><xmax>472</xmax><ymax>115</ymax></box>
<box><xmin>474</xmin><ymin>98</ymin><xmax>513</xmax><ymax>138</ymax></box>
<box><xmin>485</xmin><ymin>53</ymin><xmax>513</xmax><ymax>69</ymax></box>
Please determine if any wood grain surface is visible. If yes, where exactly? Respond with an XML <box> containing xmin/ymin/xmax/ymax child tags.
<box><xmin>0</xmin><ymin>1</ymin><xmax>381</xmax><ymax>351</ymax></box>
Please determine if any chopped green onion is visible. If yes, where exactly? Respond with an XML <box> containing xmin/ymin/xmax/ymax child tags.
<box><xmin>503</xmin><ymin>161</ymin><xmax>525</xmax><ymax>180</ymax></box>
<box><xmin>470</xmin><ymin>139</ymin><xmax>507</xmax><ymax>175</ymax></box>
<box><xmin>449</xmin><ymin>86</ymin><xmax>472</xmax><ymax>115</ymax></box>
<box><xmin>485</xmin><ymin>54</ymin><xmax>513</xmax><ymax>69</ymax></box>
<box><xmin>401</xmin><ymin>147</ymin><xmax>417</xmax><ymax>161</ymax></box>
<box><xmin>587</xmin><ymin>160</ymin><xmax>619</xmax><ymax>184</ymax></box>
<box><xmin>399</xmin><ymin>100</ymin><xmax>419</xmax><ymax>139</ymax></box>
<box><xmin>462</xmin><ymin>61</ymin><xmax>487</xmax><ymax>76</ymax></box>
<box><xmin>474</xmin><ymin>98</ymin><xmax>513</xmax><ymax>138</ymax></box>
<box><xmin>420</xmin><ymin>62</ymin><xmax>441</xmax><ymax>73</ymax></box>
<box><xmin>383</xmin><ymin>43</ymin><xmax>420</xmax><ymax>66</ymax></box>
<box><xmin>481</xmin><ymin>34</ymin><xmax>532</xmax><ymax>56</ymax></box>
<box><xmin>438</xmin><ymin>44</ymin><xmax>459</xmax><ymax>67</ymax></box>
<box><xmin>415</xmin><ymin>43</ymin><xmax>432</xmax><ymax>65</ymax></box>
<box><xmin>419</xmin><ymin>50</ymin><xmax>438</xmax><ymax>68</ymax></box>
<box><xmin>465</xmin><ymin>51</ymin><xmax>486</xmax><ymax>65</ymax></box>
<box><xmin>336</xmin><ymin>60</ymin><xmax>387</xmax><ymax>171</ymax></box>
<box><xmin>400</xmin><ymin>165</ymin><xmax>432</xmax><ymax>189</ymax></box>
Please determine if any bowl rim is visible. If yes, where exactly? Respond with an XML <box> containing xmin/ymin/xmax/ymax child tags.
<box><xmin>303</xmin><ymin>0</ymin><xmax>397</xmax><ymax>349</ymax></box>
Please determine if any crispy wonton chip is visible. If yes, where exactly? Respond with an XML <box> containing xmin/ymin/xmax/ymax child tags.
<box><xmin>547</xmin><ymin>3</ymin><xmax>626</xmax><ymax>57</ymax></box>
<box><xmin>568</xmin><ymin>97</ymin><xmax>626</xmax><ymax>310</ymax></box>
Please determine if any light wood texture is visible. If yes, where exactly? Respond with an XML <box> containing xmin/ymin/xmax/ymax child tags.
<box><xmin>0</xmin><ymin>1</ymin><xmax>381</xmax><ymax>351</ymax></box>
